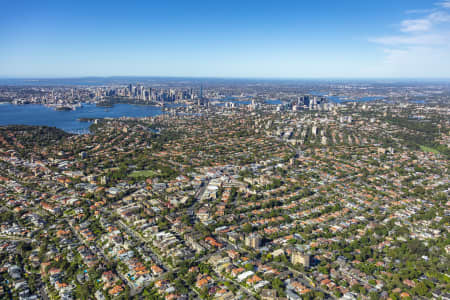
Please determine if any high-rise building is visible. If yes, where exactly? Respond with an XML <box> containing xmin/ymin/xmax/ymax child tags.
<box><xmin>140</xmin><ymin>86</ymin><xmax>145</xmax><ymax>100</ymax></box>
<box><xmin>303</xmin><ymin>95</ymin><xmax>310</xmax><ymax>106</ymax></box>
<box><xmin>245</xmin><ymin>233</ymin><xmax>262</xmax><ymax>249</ymax></box>
<box><xmin>100</xmin><ymin>176</ymin><xmax>109</xmax><ymax>185</ymax></box>
<box><xmin>312</xmin><ymin>125</ymin><xmax>318</xmax><ymax>136</ymax></box>
<box><xmin>291</xmin><ymin>249</ymin><xmax>311</xmax><ymax>267</ymax></box>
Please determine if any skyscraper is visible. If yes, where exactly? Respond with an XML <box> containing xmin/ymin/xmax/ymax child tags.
<box><xmin>303</xmin><ymin>95</ymin><xmax>310</xmax><ymax>106</ymax></box>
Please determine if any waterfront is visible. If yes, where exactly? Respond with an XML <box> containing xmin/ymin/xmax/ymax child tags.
<box><xmin>0</xmin><ymin>103</ymin><xmax>163</xmax><ymax>133</ymax></box>
<box><xmin>0</xmin><ymin>95</ymin><xmax>384</xmax><ymax>134</ymax></box>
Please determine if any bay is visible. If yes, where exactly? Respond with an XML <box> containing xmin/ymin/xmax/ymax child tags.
<box><xmin>0</xmin><ymin>103</ymin><xmax>163</xmax><ymax>134</ymax></box>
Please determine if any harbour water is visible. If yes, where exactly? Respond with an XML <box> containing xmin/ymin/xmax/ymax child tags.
<box><xmin>0</xmin><ymin>95</ymin><xmax>383</xmax><ymax>134</ymax></box>
<box><xmin>0</xmin><ymin>103</ymin><xmax>163</xmax><ymax>134</ymax></box>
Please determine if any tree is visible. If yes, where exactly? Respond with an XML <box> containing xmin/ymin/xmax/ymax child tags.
<box><xmin>244</xmin><ymin>263</ymin><xmax>254</xmax><ymax>271</ymax></box>
<box><xmin>272</xmin><ymin>277</ymin><xmax>284</xmax><ymax>294</ymax></box>
<box><xmin>412</xmin><ymin>282</ymin><xmax>429</xmax><ymax>296</ymax></box>
<box><xmin>242</xmin><ymin>223</ymin><xmax>253</xmax><ymax>233</ymax></box>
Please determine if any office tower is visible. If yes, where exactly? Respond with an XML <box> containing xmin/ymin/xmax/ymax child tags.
<box><xmin>303</xmin><ymin>95</ymin><xmax>310</xmax><ymax>106</ymax></box>
<box><xmin>140</xmin><ymin>86</ymin><xmax>145</xmax><ymax>100</ymax></box>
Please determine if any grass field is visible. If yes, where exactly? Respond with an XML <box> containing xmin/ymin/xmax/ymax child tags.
<box><xmin>129</xmin><ymin>170</ymin><xmax>157</xmax><ymax>178</ymax></box>
<box><xmin>420</xmin><ymin>145</ymin><xmax>440</xmax><ymax>154</ymax></box>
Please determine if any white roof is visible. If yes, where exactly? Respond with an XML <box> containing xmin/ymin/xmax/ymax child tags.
<box><xmin>237</xmin><ymin>270</ymin><xmax>254</xmax><ymax>282</ymax></box>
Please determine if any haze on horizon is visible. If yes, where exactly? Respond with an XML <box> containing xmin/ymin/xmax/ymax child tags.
<box><xmin>1</xmin><ymin>0</ymin><xmax>450</xmax><ymax>79</ymax></box>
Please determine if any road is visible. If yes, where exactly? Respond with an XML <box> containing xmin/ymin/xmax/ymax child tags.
<box><xmin>117</xmin><ymin>220</ymin><xmax>170</xmax><ymax>271</ymax></box>
<box><xmin>187</xmin><ymin>178</ymin><xmax>209</xmax><ymax>216</ymax></box>
<box><xmin>271</xmin><ymin>262</ymin><xmax>334</xmax><ymax>299</ymax></box>
<box><xmin>40</xmin><ymin>286</ymin><xmax>49</xmax><ymax>300</ymax></box>
<box><xmin>0</xmin><ymin>235</ymin><xmax>33</xmax><ymax>242</ymax></box>
<box><xmin>66</xmin><ymin>218</ymin><xmax>146</xmax><ymax>295</ymax></box>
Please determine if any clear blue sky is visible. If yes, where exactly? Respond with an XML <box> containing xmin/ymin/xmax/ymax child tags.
<box><xmin>1</xmin><ymin>0</ymin><xmax>450</xmax><ymax>78</ymax></box>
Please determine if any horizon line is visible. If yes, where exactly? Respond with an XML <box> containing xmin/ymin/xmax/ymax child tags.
<box><xmin>1</xmin><ymin>75</ymin><xmax>450</xmax><ymax>81</ymax></box>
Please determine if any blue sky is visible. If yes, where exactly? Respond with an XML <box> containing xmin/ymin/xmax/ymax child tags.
<box><xmin>1</xmin><ymin>0</ymin><xmax>450</xmax><ymax>78</ymax></box>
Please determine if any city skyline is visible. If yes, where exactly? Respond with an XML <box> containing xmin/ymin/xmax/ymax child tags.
<box><xmin>2</xmin><ymin>0</ymin><xmax>450</xmax><ymax>78</ymax></box>
<box><xmin>0</xmin><ymin>78</ymin><xmax>448</xmax><ymax>300</ymax></box>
